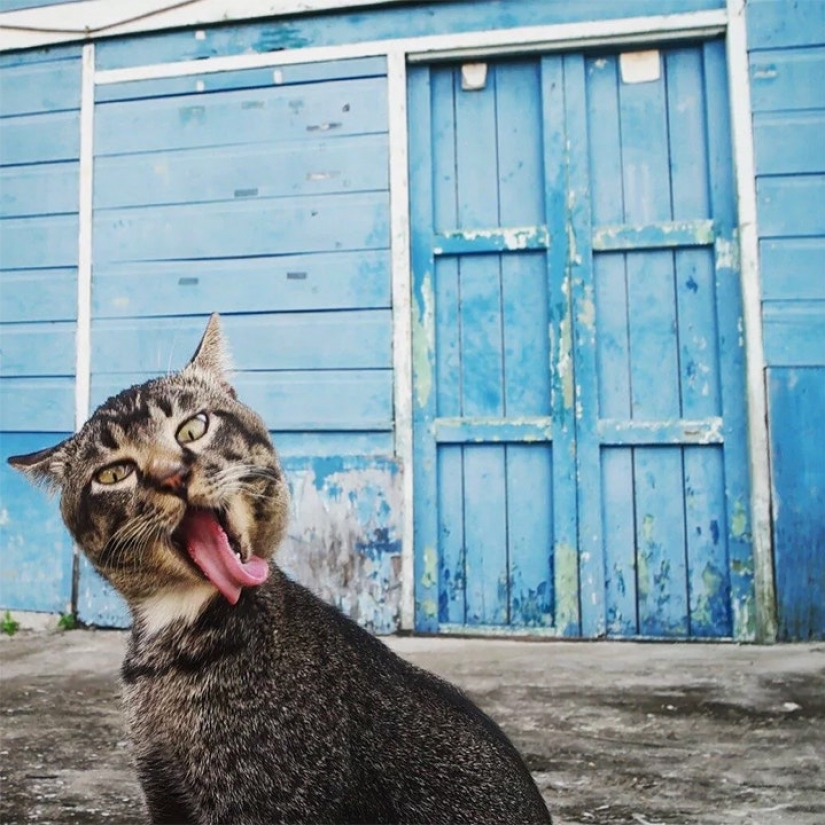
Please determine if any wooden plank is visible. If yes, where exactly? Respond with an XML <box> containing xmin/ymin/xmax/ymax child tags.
<box><xmin>494</xmin><ymin>60</ymin><xmax>544</xmax><ymax>227</ymax></box>
<box><xmin>587</xmin><ymin>53</ymin><xmax>623</xmax><ymax>225</ymax></box>
<box><xmin>273</xmin><ymin>430</ymin><xmax>393</xmax><ymax>458</ymax></box>
<box><xmin>0</xmin><ymin>42</ymin><xmax>79</xmax><ymax>67</ymax></box>
<box><xmin>542</xmin><ymin>53</ymin><xmax>579</xmax><ymax>636</ymax></box>
<box><xmin>90</xmin><ymin>369</ymin><xmax>393</xmax><ymax>431</ymax></box>
<box><xmin>433</xmin><ymin>226</ymin><xmax>549</xmax><ymax>255</ymax></box>
<box><xmin>593</xmin><ymin>255</ymin><xmax>631</xmax><ymax>419</ymax></box>
<box><xmin>592</xmin><ymin>220</ymin><xmax>714</xmax><ymax>251</ymax></box>
<box><xmin>747</xmin><ymin>0</ymin><xmax>825</xmax><ymax>50</ymax></box>
<box><xmin>760</xmin><ymin>238</ymin><xmax>825</xmax><ymax>301</ymax></box>
<box><xmin>93</xmin><ymin>134</ymin><xmax>389</xmax><ymax>209</ymax></box>
<box><xmin>90</xmin><ymin>311</ymin><xmax>392</xmax><ymax>374</ymax></box>
<box><xmin>754</xmin><ymin>111</ymin><xmax>825</xmax><ymax>176</ymax></box>
<box><xmin>463</xmin><ymin>445</ymin><xmax>508</xmax><ymax>625</ymax></box>
<box><xmin>93</xmin><ymin>191</ymin><xmax>389</xmax><ymax>263</ymax></box>
<box><xmin>763</xmin><ymin>300</ymin><xmax>825</xmax><ymax>366</ymax></box>
<box><xmin>634</xmin><ymin>447</ymin><xmax>689</xmax><ymax>636</ymax></box>
<box><xmin>94</xmin><ymin>76</ymin><xmax>389</xmax><ymax>157</ymax></box>
<box><xmin>0</xmin><ymin>431</ymin><xmax>75</xmax><ymax>613</ymax></box>
<box><xmin>0</xmin><ymin>378</ymin><xmax>75</xmax><ymax>431</ymax></box>
<box><xmin>91</xmin><ymin>250</ymin><xmax>391</xmax><ymax>318</ymax></box>
<box><xmin>0</xmin><ymin>110</ymin><xmax>80</xmax><ymax>166</ymax></box>
<box><xmin>408</xmin><ymin>65</ymin><xmax>440</xmax><ymax>632</ymax></box>
<box><xmin>0</xmin><ymin>57</ymin><xmax>80</xmax><ymax>117</ymax></box>
<box><xmin>704</xmin><ymin>37</ymin><xmax>756</xmax><ymax>640</ymax></box>
<box><xmin>684</xmin><ymin>445</ymin><xmax>732</xmax><ymax>637</ymax></box>
<box><xmin>768</xmin><ymin>367</ymin><xmax>825</xmax><ymax>640</ymax></box>
<box><xmin>750</xmin><ymin>46</ymin><xmax>825</xmax><ymax>113</ymax></box>
<box><xmin>501</xmin><ymin>253</ymin><xmax>551</xmax><ymax>417</ymax></box>
<box><xmin>437</xmin><ymin>445</ymin><xmax>466</xmax><ymax>624</ymax></box>
<box><xmin>757</xmin><ymin>175</ymin><xmax>825</xmax><ymax>238</ymax></box>
<box><xmin>598</xmin><ymin>417</ymin><xmax>723</xmax><ymax>445</ymax></box>
<box><xmin>0</xmin><ymin>162</ymin><xmax>79</xmax><ymax>218</ymax></box>
<box><xmin>507</xmin><ymin>444</ymin><xmax>553</xmax><ymax>627</ymax></box>
<box><xmin>0</xmin><ymin>214</ymin><xmax>78</xmax><ymax>268</ymax></box>
<box><xmin>0</xmin><ymin>321</ymin><xmax>76</xmax><ymax>377</ymax></box>
<box><xmin>434</xmin><ymin>417</ymin><xmax>553</xmax><ymax>444</ymax></box>
<box><xmin>602</xmin><ymin>447</ymin><xmax>638</xmax><ymax>636</ymax></box>
<box><xmin>565</xmin><ymin>52</ymin><xmax>604</xmax><ymax>637</ymax></box>
<box><xmin>95</xmin><ymin>56</ymin><xmax>388</xmax><ymax>102</ymax></box>
<box><xmin>434</xmin><ymin>257</ymin><xmax>461</xmax><ymax>418</ymax></box>
<box><xmin>666</xmin><ymin>47</ymin><xmax>711</xmax><ymax>221</ymax></box>
<box><xmin>0</xmin><ymin>269</ymin><xmax>77</xmax><ymax>323</ymax></box>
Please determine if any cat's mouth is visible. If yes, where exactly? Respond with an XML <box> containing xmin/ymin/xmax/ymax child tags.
<box><xmin>171</xmin><ymin>507</ymin><xmax>268</xmax><ymax>604</ymax></box>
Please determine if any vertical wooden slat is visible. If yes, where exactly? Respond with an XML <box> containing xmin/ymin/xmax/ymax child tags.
<box><xmin>437</xmin><ymin>445</ymin><xmax>466</xmax><ymax>624</ymax></box>
<box><xmin>409</xmin><ymin>65</ymin><xmax>440</xmax><ymax>631</ymax></box>
<box><xmin>564</xmin><ymin>52</ymin><xmax>605</xmax><ymax>637</ymax></box>
<box><xmin>543</xmin><ymin>54</ymin><xmax>579</xmax><ymax>635</ymax></box>
<box><xmin>705</xmin><ymin>37</ymin><xmax>758</xmax><ymax>639</ymax></box>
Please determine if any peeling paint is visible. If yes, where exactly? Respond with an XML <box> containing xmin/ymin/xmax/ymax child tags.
<box><xmin>730</xmin><ymin>500</ymin><xmax>749</xmax><ymax>540</ymax></box>
<box><xmin>411</xmin><ymin>273</ymin><xmax>435</xmax><ymax>409</ymax></box>
<box><xmin>715</xmin><ymin>235</ymin><xmax>739</xmax><ymax>271</ymax></box>
<box><xmin>280</xmin><ymin>457</ymin><xmax>403</xmax><ymax>634</ymax></box>
<box><xmin>420</xmin><ymin>544</ymin><xmax>437</xmax><ymax>589</ymax></box>
<box><xmin>554</xmin><ymin>541</ymin><xmax>579</xmax><ymax>634</ymax></box>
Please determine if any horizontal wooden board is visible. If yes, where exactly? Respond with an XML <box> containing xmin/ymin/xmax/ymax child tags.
<box><xmin>93</xmin><ymin>134</ymin><xmax>388</xmax><ymax>209</ymax></box>
<box><xmin>93</xmin><ymin>191</ymin><xmax>389</xmax><ymax>263</ymax></box>
<box><xmin>753</xmin><ymin>111</ymin><xmax>825</xmax><ymax>176</ymax></box>
<box><xmin>763</xmin><ymin>300</ymin><xmax>825</xmax><ymax>366</ymax></box>
<box><xmin>0</xmin><ymin>268</ymin><xmax>78</xmax><ymax>323</ymax></box>
<box><xmin>0</xmin><ymin>110</ymin><xmax>80</xmax><ymax>167</ymax></box>
<box><xmin>90</xmin><ymin>310</ymin><xmax>392</xmax><ymax>373</ymax></box>
<box><xmin>0</xmin><ymin>377</ymin><xmax>75</xmax><ymax>431</ymax></box>
<box><xmin>768</xmin><ymin>367</ymin><xmax>825</xmax><ymax>640</ymax></box>
<box><xmin>92</xmin><ymin>250</ymin><xmax>390</xmax><ymax>318</ymax></box>
<box><xmin>95</xmin><ymin>76</ymin><xmax>388</xmax><ymax>157</ymax></box>
<box><xmin>0</xmin><ymin>43</ymin><xmax>79</xmax><ymax>69</ymax></box>
<box><xmin>274</xmin><ymin>430</ymin><xmax>393</xmax><ymax>457</ymax></box>
<box><xmin>0</xmin><ymin>320</ymin><xmax>76</xmax><ymax>377</ymax></box>
<box><xmin>757</xmin><ymin>175</ymin><xmax>825</xmax><ymax>238</ymax></box>
<box><xmin>0</xmin><ymin>431</ymin><xmax>75</xmax><ymax>613</ymax></box>
<box><xmin>760</xmin><ymin>238</ymin><xmax>825</xmax><ymax>301</ymax></box>
<box><xmin>0</xmin><ymin>214</ymin><xmax>79</xmax><ymax>269</ymax></box>
<box><xmin>94</xmin><ymin>0</ymin><xmax>723</xmax><ymax>71</ymax></box>
<box><xmin>750</xmin><ymin>46</ymin><xmax>825</xmax><ymax>113</ymax></box>
<box><xmin>747</xmin><ymin>0</ymin><xmax>825</xmax><ymax>50</ymax></box>
<box><xmin>95</xmin><ymin>56</ymin><xmax>387</xmax><ymax>103</ymax></box>
<box><xmin>90</xmin><ymin>369</ymin><xmax>393</xmax><ymax>431</ymax></box>
<box><xmin>0</xmin><ymin>161</ymin><xmax>79</xmax><ymax>218</ymax></box>
<box><xmin>0</xmin><ymin>57</ymin><xmax>81</xmax><ymax>117</ymax></box>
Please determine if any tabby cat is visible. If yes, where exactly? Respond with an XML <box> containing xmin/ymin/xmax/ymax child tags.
<box><xmin>9</xmin><ymin>314</ymin><xmax>552</xmax><ymax>825</ymax></box>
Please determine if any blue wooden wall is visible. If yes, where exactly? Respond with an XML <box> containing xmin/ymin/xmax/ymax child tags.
<box><xmin>0</xmin><ymin>45</ymin><xmax>81</xmax><ymax>613</ymax></box>
<box><xmin>748</xmin><ymin>0</ymin><xmax>825</xmax><ymax>640</ymax></box>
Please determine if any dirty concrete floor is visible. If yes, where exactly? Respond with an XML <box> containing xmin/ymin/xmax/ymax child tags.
<box><xmin>0</xmin><ymin>631</ymin><xmax>823</xmax><ymax>825</ymax></box>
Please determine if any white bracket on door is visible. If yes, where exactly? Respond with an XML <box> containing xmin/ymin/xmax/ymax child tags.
<box><xmin>461</xmin><ymin>62</ymin><xmax>488</xmax><ymax>91</ymax></box>
<box><xmin>620</xmin><ymin>49</ymin><xmax>661</xmax><ymax>84</ymax></box>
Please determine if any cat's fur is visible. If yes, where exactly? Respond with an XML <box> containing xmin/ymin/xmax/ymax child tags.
<box><xmin>9</xmin><ymin>315</ymin><xmax>552</xmax><ymax>825</ymax></box>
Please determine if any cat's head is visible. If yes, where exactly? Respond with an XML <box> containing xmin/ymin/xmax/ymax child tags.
<box><xmin>8</xmin><ymin>314</ymin><xmax>289</xmax><ymax>614</ymax></box>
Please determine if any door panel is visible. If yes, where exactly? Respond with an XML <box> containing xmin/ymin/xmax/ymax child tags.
<box><xmin>411</xmin><ymin>41</ymin><xmax>755</xmax><ymax>638</ymax></box>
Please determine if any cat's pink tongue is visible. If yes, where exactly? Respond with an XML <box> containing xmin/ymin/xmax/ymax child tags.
<box><xmin>181</xmin><ymin>509</ymin><xmax>268</xmax><ymax>604</ymax></box>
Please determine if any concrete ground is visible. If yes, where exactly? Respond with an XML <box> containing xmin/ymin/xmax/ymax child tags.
<box><xmin>0</xmin><ymin>630</ymin><xmax>823</xmax><ymax>825</ymax></box>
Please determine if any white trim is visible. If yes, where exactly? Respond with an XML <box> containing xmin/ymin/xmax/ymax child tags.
<box><xmin>75</xmin><ymin>42</ymin><xmax>94</xmax><ymax>433</ymax></box>
<box><xmin>726</xmin><ymin>0</ymin><xmax>776</xmax><ymax>643</ymax></box>
<box><xmin>92</xmin><ymin>11</ymin><xmax>728</xmax><ymax>86</ymax></box>
<box><xmin>0</xmin><ymin>0</ymin><xmax>411</xmax><ymax>53</ymax></box>
<box><xmin>387</xmin><ymin>49</ymin><xmax>414</xmax><ymax>631</ymax></box>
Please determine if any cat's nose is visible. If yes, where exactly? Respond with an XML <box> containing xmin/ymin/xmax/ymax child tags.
<box><xmin>145</xmin><ymin>456</ymin><xmax>190</xmax><ymax>493</ymax></box>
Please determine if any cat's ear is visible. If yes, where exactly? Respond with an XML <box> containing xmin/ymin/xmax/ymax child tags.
<box><xmin>187</xmin><ymin>313</ymin><xmax>237</xmax><ymax>397</ymax></box>
<box><xmin>7</xmin><ymin>440</ymin><xmax>70</xmax><ymax>489</ymax></box>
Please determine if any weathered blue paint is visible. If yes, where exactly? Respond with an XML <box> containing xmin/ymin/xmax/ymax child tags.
<box><xmin>94</xmin><ymin>0</ymin><xmax>725</xmax><ymax>71</ymax></box>
<box><xmin>750</xmin><ymin>0</ymin><xmax>825</xmax><ymax>639</ymax></box>
<box><xmin>591</xmin><ymin>219</ymin><xmax>715</xmax><ymax>252</ymax></box>
<box><xmin>433</xmin><ymin>226</ymin><xmax>550</xmax><ymax>256</ymax></box>
<box><xmin>598</xmin><ymin>418</ymin><xmax>723</xmax><ymax>445</ymax></box>
<box><xmin>434</xmin><ymin>418</ymin><xmax>553</xmax><ymax>444</ymax></box>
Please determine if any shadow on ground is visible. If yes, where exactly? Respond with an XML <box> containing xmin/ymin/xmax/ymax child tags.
<box><xmin>1</xmin><ymin>631</ymin><xmax>823</xmax><ymax>825</ymax></box>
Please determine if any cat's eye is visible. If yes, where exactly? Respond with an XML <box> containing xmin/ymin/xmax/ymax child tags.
<box><xmin>94</xmin><ymin>462</ymin><xmax>135</xmax><ymax>485</ymax></box>
<box><xmin>176</xmin><ymin>412</ymin><xmax>209</xmax><ymax>444</ymax></box>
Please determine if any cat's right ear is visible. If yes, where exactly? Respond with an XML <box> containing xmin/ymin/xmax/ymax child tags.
<box><xmin>186</xmin><ymin>313</ymin><xmax>237</xmax><ymax>398</ymax></box>
<box><xmin>7</xmin><ymin>441</ymin><xmax>69</xmax><ymax>490</ymax></box>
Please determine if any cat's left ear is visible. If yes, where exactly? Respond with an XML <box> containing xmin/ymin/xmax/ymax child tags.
<box><xmin>7</xmin><ymin>439</ymin><xmax>70</xmax><ymax>490</ymax></box>
<box><xmin>187</xmin><ymin>313</ymin><xmax>237</xmax><ymax>397</ymax></box>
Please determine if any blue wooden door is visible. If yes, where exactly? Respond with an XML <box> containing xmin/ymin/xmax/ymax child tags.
<box><xmin>411</xmin><ymin>42</ymin><xmax>755</xmax><ymax>638</ymax></box>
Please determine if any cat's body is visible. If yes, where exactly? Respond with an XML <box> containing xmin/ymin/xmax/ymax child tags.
<box><xmin>9</xmin><ymin>315</ymin><xmax>552</xmax><ymax>825</ymax></box>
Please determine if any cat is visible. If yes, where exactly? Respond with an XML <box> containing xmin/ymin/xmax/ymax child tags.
<box><xmin>8</xmin><ymin>314</ymin><xmax>552</xmax><ymax>825</ymax></box>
